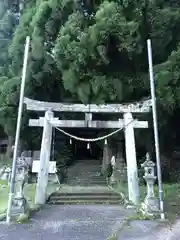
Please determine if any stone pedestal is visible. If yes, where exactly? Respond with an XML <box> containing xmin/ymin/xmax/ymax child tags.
<box><xmin>11</xmin><ymin>196</ymin><xmax>28</xmax><ymax>216</ymax></box>
<box><xmin>142</xmin><ymin>197</ymin><xmax>159</xmax><ymax>213</ymax></box>
<box><xmin>48</xmin><ymin>173</ymin><xmax>60</xmax><ymax>183</ymax></box>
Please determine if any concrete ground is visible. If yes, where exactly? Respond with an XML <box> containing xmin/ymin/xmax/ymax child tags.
<box><xmin>117</xmin><ymin>219</ymin><xmax>178</xmax><ymax>240</ymax></box>
<box><xmin>0</xmin><ymin>205</ymin><xmax>132</xmax><ymax>240</ymax></box>
<box><xmin>0</xmin><ymin>205</ymin><xmax>179</xmax><ymax>240</ymax></box>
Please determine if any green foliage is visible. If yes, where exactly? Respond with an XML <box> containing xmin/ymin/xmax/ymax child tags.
<box><xmin>53</xmin><ymin>0</ymin><xmax>180</xmax><ymax>107</ymax></box>
<box><xmin>55</xmin><ymin>142</ymin><xmax>73</xmax><ymax>182</ymax></box>
<box><xmin>0</xmin><ymin>0</ymin><xmax>73</xmax><ymax>139</ymax></box>
<box><xmin>54</xmin><ymin>1</ymin><xmax>145</xmax><ymax>103</ymax></box>
<box><xmin>1</xmin><ymin>0</ymin><xmax>180</xmax><ymax>156</ymax></box>
<box><xmin>0</xmin><ymin>1</ymin><xmax>20</xmax><ymax>135</ymax></box>
<box><xmin>55</xmin><ymin>144</ymin><xmax>73</xmax><ymax>169</ymax></box>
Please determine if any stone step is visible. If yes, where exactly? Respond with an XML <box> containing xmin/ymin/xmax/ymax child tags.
<box><xmin>68</xmin><ymin>165</ymin><xmax>101</xmax><ymax>168</ymax></box>
<box><xmin>71</xmin><ymin>181</ymin><xmax>106</xmax><ymax>185</ymax></box>
<box><xmin>48</xmin><ymin>199</ymin><xmax>122</xmax><ymax>205</ymax></box>
<box><xmin>51</xmin><ymin>191</ymin><xmax>119</xmax><ymax>197</ymax></box>
<box><xmin>72</xmin><ymin>177</ymin><xmax>106</xmax><ymax>180</ymax></box>
<box><xmin>68</xmin><ymin>177</ymin><xmax>106</xmax><ymax>180</ymax></box>
<box><xmin>68</xmin><ymin>172</ymin><xmax>101</xmax><ymax>175</ymax></box>
<box><xmin>50</xmin><ymin>194</ymin><xmax>120</xmax><ymax>201</ymax></box>
<box><xmin>69</xmin><ymin>179</ymin><xmax>106</xmax><ymax>182</ymax></box>
<box><xmin>67</xmin><ymin>169</ymin><xmax>101</xmax><ymax>174</ymax></box>
<box><xmin>68</xmin><ymin>164</ymin><xmax>101</xmax><ymax>168</ymax></box>
<box><xmin>72</xmin><ymin>160</ymin><xmax>101</xmax><ymax>164</ymax></box>
<box><xmin>71</xmin><ymin>173</ymin><xmax>103</xmax><ymax>176</ymax></box>
<box><xmin>66</xmin><ymin>181</ymin><xmax>106</xmax><ymax>186</ymax></box>
<box><xmin>68</xmin><ymin>164</ymin><xmax>100</xmax><ymax>167</ymax></box>
<box><xmin>78</xmin><ymin>179</ymin><xmax>105</xmax><ymax>181</ymax></box>
<box><xmin>67</xmin><ymin>172</ymin><xmax>102</xmax><ymax>177</ymax></box>
<box><xmin>68</xmin><ymin>165</ymin><xmax>100</xmax><ymax>168</ymax></box>
<box><xmin>73</xmin><ymin>173</ymin><xmax>102</xmax><ymax>176</ymax></box>
<box><xmin>66</xmin><ymin>160</ymin><xmax>106</xmax><ymax>189</ymax></box>
<box><xmin>68</xmin><ymin>177</ymin><xmax>106</xmax><ymax>182</ymax></box>
<box><xmin>68</xmin><ymin>168</ymin><xmax>101</xmax><ymax>171</ymax></box>
<box><xmin>72</xmin><ymin>177</ymin><xmax>106</xmax><ymax>181</ymax></box>
<box><xmin>68</xmin><ymin>175</ymin><xmax>105</xmax><ymax>178</ymax></box>
<box><xmin>67</xmin><ymin>183</ymin><xmax>106</xmax><ymax>186</ymax></box>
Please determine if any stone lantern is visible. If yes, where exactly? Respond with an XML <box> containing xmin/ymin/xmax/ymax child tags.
<box><xmin>11</xmin><ymin>157</ymin><xmax>29</xmax><ymax>216</ymax></box>
<box><xmin>141</xmin><ymin>153</ymin><xmax>160</xmax><ymax>215</ymax></box>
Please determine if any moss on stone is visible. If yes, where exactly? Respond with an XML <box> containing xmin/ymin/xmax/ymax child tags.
<box><xmin>0</xmin><ymin>213</ymin><xmax>6</xmax><ymax>221</ymax></box>
<box><xmin>17</xmin><ymin>212</ymin><xmax>30</xmax><ymax>223</ymax></box>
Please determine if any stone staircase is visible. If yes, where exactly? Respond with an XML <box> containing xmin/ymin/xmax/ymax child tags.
<box><xmin>48</xmin><ymin>187</ymin><xmax>123</xmax><ymax>205</ymax></box>
<box><xmin>47</xmin><ymin>160</ymin><xmax>123</xmax><ymax>205</ymax></box>
<box><xmin>66</xmin><ymin>159</ymin><xmax>107</xmax><ymax>186</ymax></box>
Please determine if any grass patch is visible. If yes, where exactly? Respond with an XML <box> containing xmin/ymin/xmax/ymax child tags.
<box><xmin>125</xmin><ymin>210</ymin><xmax>155</xmax><ymax>221</ymax></box>
<box><xmin>0</xmin><ymin>154</ymin><xmax>12</xmax><ymax>167</ymax></box>
<box><xmin>0</xmin><ymin>181</ymin><xmax>37</xmax><ymax>214</ymax></box>
<box><xmin>0</xmin><ymin>180</ymin><xmax>58</xmax><ymax>215</ymax></box>
<box><xmin>0</xmin><ymin>180</ymin><xmax>9</xmax><ymax>213</ymax></box>
<box><xmin>109</xmin><ymin>183</ymin><xmax>179</xmax><ymax>239</ymax></box>
<box><xmin>113</xmin><ymin>182</ymin><xmax>180</xmax><ymax>221</ymax></box>
<box><xmin>107</xmin><ymin>233</ymin><xmax>117</xmax><ymax>240</ymax></box>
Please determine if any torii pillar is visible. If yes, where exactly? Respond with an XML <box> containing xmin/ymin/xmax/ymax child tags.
<box><xmin>35</xmin><ymin>110</ymin><xmax>54</xmax><ymax>205</ymax></box>
<box><xmin>124</xmin><ymin>112</ymin><xmax>141</xmax><ymax>205</ymax></box>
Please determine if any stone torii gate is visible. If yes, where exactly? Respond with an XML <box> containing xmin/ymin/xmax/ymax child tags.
<box><xmin>23</xmin><ymin>97</ymin><xmax>152</xmax><ymax>205</ymax></box>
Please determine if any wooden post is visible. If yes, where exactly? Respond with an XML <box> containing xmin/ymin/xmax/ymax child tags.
<box><xmin>35</xmin><ymin>110</ymin><xmax>54</xmax><ymax>205</ymax></box>
<box><xmin>124</xmin><ymin>112</ymin><xmax>140</xmax><ymax>205</ymax></box>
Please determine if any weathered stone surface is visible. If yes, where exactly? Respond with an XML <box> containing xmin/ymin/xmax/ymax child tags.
<box><xmin>0</xmin><ymin>166</ymin><xmax>11</xmax><ymax>181</ymax></box>
<box><xmin>48</xmin><ymin>174</ymin><xmax>59</xmax><ymax>184</ymax></box>
<box><xmin>0</xmin><ymin>213</ymin><xmax>6</xmax><ymax>221</ymax></box>
<box><xmin>10</xmin><ymin>157</ymin><xmax>29</xmax><ymax>217</ymax></box>
<box><xmin>141</xmin><ymin>153</ymin><xmax>160</xmax><ymax>216</ymax></box>
<box><xmin>17</xmin><ymin>212</ymin><xmax>30</xmax><ymax>223</ymax></box>
<box><xmin>32</xmin><ymin>151</ymin><xmax>40</xmax><ymax>160</ymax></box>
<box><xmin>11</xmin><ymin>197</ymin><xmax>29</xmax><ymax>216</ymax></box>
